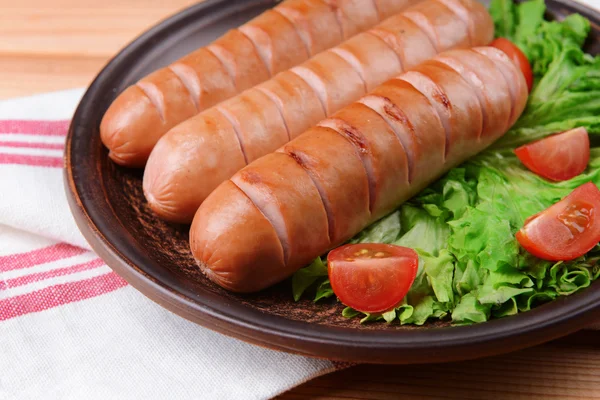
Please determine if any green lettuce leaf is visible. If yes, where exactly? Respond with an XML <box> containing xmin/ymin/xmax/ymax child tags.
<box><xmin>291</xmin><ymin>257</ymin><xmax>327</xmax><ymax>301</ymax></box>
<box><xmin>394</xmin><ymin>205</ymin><xmax>449</xmax><ymax>256</ymax></box>
<box><xmin>292</xmin><ymin>0</ymin><xmax>600</xmax><ymax>326</ymax></box>
<box><xmin>422</xmin><ymin>250</ymin><xmax>455</xmax><ymax>304</ymax></box>
<box><xmin>514</xmin><ymin>0</ymin><xmax>545</xmax><ymax>44</ymax></box>
<box><xmin>489</xmin><ymin>0</ymin><xmax>516</xmax><ymax>39</ymax></box>
<box><xmin>314</xmin><ymin>279</ymin><xmax>334</xmax><ymax>302</ymax></box>
<box><xmin>350</xmin><ymin>210</ymin><xmax>402</xmax><ymax>244</ymax></box>
<box><xmin>452</xmin><ymin>293</ymin><xmax>491</xmax><ymax>325</ymax></box>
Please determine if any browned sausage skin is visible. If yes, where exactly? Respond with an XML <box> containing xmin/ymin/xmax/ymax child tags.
<box><xmin>101</xmin><ymin>0</ymin><xmax>421</xmax><ymax>167</ymax></box>
<box><xmin>318</xmin><ymin>103</ymin><xmax>411</xmax><ymax>220</ymax></box>
<box><xmin>144</xmin><ymin>0</ymin><xmax>491</xmax><ymax>223</ymax></box>
<box><xmin>277</xmin><ymin>127</ymin><xmax>371</xmax><ymax>245</ymax></box>
<box><xmin>323</xmin><ymin>0</ymin><xmax>379</xmax><ymax>39</ymax></box>
<box><xmin>432</xmin><ymin>49</ymin><xmax>513</xmax><ymax>138</ymax></box>
<box><xmin>401</xmin><ymin>0</ymin><xmax>470</xmax><ymax>52</ymax></box>
<box><xmin>190</xmin><ymin>180</ymin><xmax>286</xmax><ymax>292</ymax></box>
<box><xmin>142</xmin><ymin>109</ymin><xmax>246</xmax><ymax>223</ymax></box>
<box><xmin>231</xmin><ymin>152</ymin><xmax>331</xmax><ymax>271</ymax></box>
<box><xmin>191</xmin><ymin>47</ymin><xmax>529</xmax><ymax>293</ymax></box>
<box><xmin>375</xmin><ymin>0</ymin><xmax>423</xmax><ymax>17</ymax></box>
<box><xmin>473</xmin><ymin>47</ymin><xmax>528</xmax><ymax>127</ymax></box>
<box><xmin>397</xmin><ymin>62</ymin><xmax>484</xmax><ymax>165</ymax></box>
<box><xmin>358</xmin><ymin>79</ymin><xmax>447</xmax><ymax>186</ymax></box>
<box><xmin>238</xmin><ymin>10</ymin><xmax>309</xmax><ymax>76</ymax></box>
<box><xmin>435</xmin><ymin>0</ymin><xmax>494</xmax><ymax>45</ymax></box>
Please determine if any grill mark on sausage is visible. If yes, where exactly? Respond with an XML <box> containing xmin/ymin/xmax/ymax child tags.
<box><xmin>236</xmin><ymin>26</ymin><xmax>274</xmax><ymax>77</ymax></box>
<box><xmin>383</xmin><ymin>98</ymin><xmax>415</xmax><ymax>133</ymax></box>
<box><xmin>318</xmin><ymin>117</ymin><xmax>376</xmax><ymax>214</ymax></box>
<box><xmin>167</xmin><ymin>64</ymin><xmax>200</xmax><ymax>112</ymax></box>
<box><xmin>338</xmin><ymin>123</ymin><xmax>368</xmax><ymax>153</ymax></box>
<box><xmin>255</xmin><ymin>86</ymin><xmax>292</xmax><ymax>142</ymax></box>
<box><xmin>322</xmin><ymin>0</ymin><xmax>346</xmax><ymax>38</ymax></box>
<box><xmin>434</xmin><ymin>0</ymin><xmax>475</xmax><ymax>45</ymax></box>
<box><xmin>473</xmin><ymin>48</ymin><xmax>519</xmax><ymax>126</ymax></box>
<box><xmin>286</xmin><ymin>149</ymin><xmax>307</xmax><ymax>169</ymax></box>
<box><xmin>364</xmin><ymin>31</ymin><xmax>404</xmax><ymax>73</ymax></box>
<box><xmin>282</xmin><ymin>149</ymin><xmax>333</xmax><ymax>243</ymax></box>
<box><xmin>400</xmin><ymin>70</ymin><xmax>453</xmax><ymax>159</ymax></box>
<box><xmin>229</xmin><ymin>179</ymin><xmax>290</xmax><ymax>264</ymax></box>
<box><xmin>368</xmin><ymin>14</ymin><xmax>438</xmax><ymax>73</ymax></box>
<box><xmin>328</xmin><ymin>48</ymin><xmax>368</xmax><ymax>95</ymax></box>
<box><xmin>433</xmin><ymin>90</ymin><xmax>451</xmax><ymax>109</ymax></box>
<box><xmin>359</xmin><ymin>95</ymin><xmax>415</xmax><ymax>183</ymax></box>
<box><xmin>403</xmin><ymin>11</ymin><xmax>440</xmax><ymax>52</ymax></box>
<box><xmin>271</xmin><ymin>8</ymin><xmax>313</xmax><ymax>57</ymax></box>
<box><xmin>431</xmin><ymin>91</ymin><xmax>451</xmax><ymax>159</ymax></box>
<box><xmin>367</xmin><ymin>29</ymin><xmax>405</xmax><ymax>73</ymax></box>
<box><xmin>430</xmin><ymin>58</ymin><xmax>486</xmax><ymax>139</ymax></box>
<box><xmin>135</xmin><ymin>81</ymin><xmax>165</xmax><ymax>123</ymax></box>
<box><xmin>215</xmin><ymin>106</ymin><xmax>249</xmax><ymax>165</ymax></box>
<box><xmin>428</xmin><ymin>59</ymin><xmax>485</xmax><ymax>139</ymax></box>
<box><xmin>204</xmin><ymin>45</ymin><xmax>237</xmax><ymax>90</ymax></box>
<box><xmin>237</xmin><ymin>169</ymin><xmax>262</xmax><ymax>184</ymax></box>
<box><xmin>289</xmin><ymin>68</ymin><xmax>328</xmax><ymax>117</ymax></box>
<box><xmin>467</xmin><ymin>49</ymin><xmax>513</xmax><ymax>133</ymax></box>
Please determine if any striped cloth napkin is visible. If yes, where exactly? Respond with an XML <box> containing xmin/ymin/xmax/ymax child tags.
<box><xmin>0</xmin><ymin>89</ymin><xmax>343</xmax><ymax>400</ymax></box>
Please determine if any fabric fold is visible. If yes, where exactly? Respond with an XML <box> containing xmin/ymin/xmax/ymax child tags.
<box><xmin>0</xmin><ymin>89</ymin><xmax>338</xmax><ymax>400</ymax></box>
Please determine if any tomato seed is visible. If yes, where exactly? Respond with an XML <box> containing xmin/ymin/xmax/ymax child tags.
<box><xmin>557</xmin><ymin>201</ymin><xmax>594</xmax><ymax>237</ymax></box>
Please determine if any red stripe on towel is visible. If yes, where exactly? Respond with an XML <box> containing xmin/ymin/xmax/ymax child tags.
<box><xmin>0</xmin><ymin>258</ymin><xmax>105</xmax><ymax>290</ymax></box>
<box><xmin>0</xmin><ymin>243</ymin><xmax>87</xmax><ymax>272</ymax></box>
<box><xmin>0</xmin><ymin>271</ymin><xmax>128</xmax><ymax>321</ymax></box>
<box><xmin>0</xmin><ymin>120</ymin><xmax>70</xmax><ymax>136</ymax></box>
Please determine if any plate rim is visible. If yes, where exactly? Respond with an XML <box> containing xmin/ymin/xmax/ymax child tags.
<box><xmin>65</xmin><ymin>0</ymin><xmax>600</xmax><ymax>363</ymax></box>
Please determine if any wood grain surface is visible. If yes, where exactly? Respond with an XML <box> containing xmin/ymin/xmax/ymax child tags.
<box><xmin>3</xmin><ymin>0</ymin><xmax>600</xmax><ymax>398</ymax></box>
<box><xmin>0</xmin><ymin>0</ymin><xmax>198</xmax><ymax>99</ymax></box>
<box><xmin>278</xmin><ymin>330</ymin><xmax>600</xmax><ymax>399</ymax></box>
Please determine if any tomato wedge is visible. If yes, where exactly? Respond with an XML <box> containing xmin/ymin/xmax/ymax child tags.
<box><xmin>327</xmin><ymin>244</ymin><xmax>418</xmax><ymax>314</ymax></box>
<box><xmin>516</xmin><ymin>182</ymin><xmax>600</xmax><ymax>261</ymax></box>
<box><xmin>491</xmin><ymin>38</ymin><xmax>534</xmax><ymax>92</ymax></box>
<box><xmin>515</xmin><ymin>127</ymin><xmax>590</xmax><ymax>181</ymax></box>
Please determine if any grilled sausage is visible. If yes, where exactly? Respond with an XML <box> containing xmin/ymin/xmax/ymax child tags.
<box><xmin>190</xmin><ymin>47</ymin><xmax>529</xmax><ymax>292</ymax></box>
<box><xmin>100</xmin><ymin>0</ymin><xmax>422</xmax><ymax>167</ymax></box>
<box><xmin>144</xmin><ymin>0</ymin><xmax>492</xmax><ymax>223</ymax></box>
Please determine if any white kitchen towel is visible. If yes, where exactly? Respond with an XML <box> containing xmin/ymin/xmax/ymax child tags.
<box><xmin>0</xmin><ymin>89</ymin><xmax>343</xmax><ymax>400</ymax></box>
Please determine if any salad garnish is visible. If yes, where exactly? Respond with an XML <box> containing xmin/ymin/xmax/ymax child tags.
<box><xmin>293</xmin><ymin>0</ymin><xmax>600</xmax><ymax>325</ymax></box>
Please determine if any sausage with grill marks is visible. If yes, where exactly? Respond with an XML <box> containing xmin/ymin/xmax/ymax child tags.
<box><xmin>396</xmin><ymin>62</ymin><xmax>483</xmax><ymax>165</ymax></box>
<box><xmin>145</xmin><ymin>0</ymin><xmax>491</xmax><ymax>223</ymax></box>
<box><xmin>230</xmin><ymin>152</ymin><xmax>331</xmax><ymax>272</ymax></box>
<box><xmin>435</xmin><ymin>0</ymin><xmax>494</xmax><ymax>45</ymax></box>
<box><xmin>473</xmin><ymin>46</ymin><xmax>528</xmax><ymax>127</ymax></box>
<box><xmin>192</xmin><ymin>180</ymin><xmax>286</xmax><ymax>293</ymax></box>
<box><xmin>431</xmin><ymin>49</ymin><xmax>513</xmax><ymax>138</ymax></box>
<box><xmin>277</xmin><ymin>126</ymin><xmax>371</xmax><ymax>245</ymax></box>
<box><xmin>401</xmin><ymin>0</ymin><xmax>470</xmax><ymax>51</ymax></box>
<box><xmin>357</xmin><ymin>79</ymin><xmax>447</xmax><ymax>186</ymax></box>
<box><xmin>317</xmin><ymin>103</ymin><xmax>411</xmax><ymax>220</ymax></box>
<box><xmin>190</xmin><ymin>47</ymin><xmax>529</xmax><ymax>292</ymax></box>
<box><xmin>101</xmin><ymin>0</ymin><xmax>422</xmax><ymax>167</ymax></box>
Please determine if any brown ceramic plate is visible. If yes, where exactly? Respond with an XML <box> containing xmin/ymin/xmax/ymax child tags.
<box><xmin>65</xmin><ymin>0</ymin><xmax>600</xmax><ymax>363</ymax></box>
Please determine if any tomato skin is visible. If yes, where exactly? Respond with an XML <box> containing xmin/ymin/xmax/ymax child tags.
<box><xmin>491</xmin><ymin>38</ymin><xmax>534</xmax><ymax>92</ymax></box>
<box><xmin>327</xmin><ymin>244</ymin><xmax>418</xmax><ymax>314</ymax></box>
<box><xmin>515</xmin><ymin>127</ymin><xmax>590</xmax><ymax>182</ymax></box>
<box><xmin>516</xmin><ymin>182</ymin><xmax>600</xmax><ymax>261</ymax></box>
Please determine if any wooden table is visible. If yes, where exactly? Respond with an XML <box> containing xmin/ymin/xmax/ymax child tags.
<box><xmin>3</xmin><ymin>1</ymin><xmax>600</xmax><ymax>398</ymax></box>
